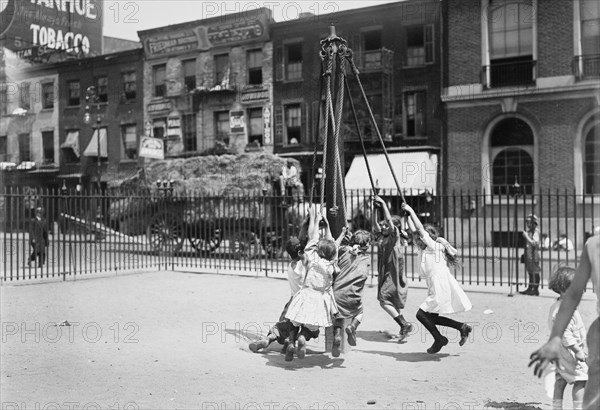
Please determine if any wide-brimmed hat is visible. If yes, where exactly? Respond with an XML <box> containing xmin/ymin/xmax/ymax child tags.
<box><xmin>526</xmin><ymin>214</ymin><xmax>539</xmax><ymax>224</ymax></box>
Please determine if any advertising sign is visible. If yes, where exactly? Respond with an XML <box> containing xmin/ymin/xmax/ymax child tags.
<box><xmin>142</xmin><ymin>11</ymin><xmax>269</xmax><ymax>58</ymax></box>
<box><xmin>0</xmin><ymin>0</ymin><xmax>103</xmax><ymax>59</ymax></box>
<box><xmin>139</xmin><ymin>137</ymin><xmax>164</xmax><ymax>160</ymax></box>
<box><xmin>263</xmin><ymin>105</ymin><xmax>272</xmax><ymax>145</ymax></box>
<box><xmin>230</xmin><ymin>110</ymin><xmax>245</xmax><ymax>133</ymax></box>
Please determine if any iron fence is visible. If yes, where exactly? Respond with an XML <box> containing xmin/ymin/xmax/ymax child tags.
<box><xmin>1</xmin><ymin>187</ymin><xmax>598</xmax><ymax>291</ymax></box>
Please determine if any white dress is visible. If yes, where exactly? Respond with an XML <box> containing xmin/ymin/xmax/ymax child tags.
<box><xmin>418</xmin><ymin>236</ymin><xmax>472</xmax><ymax>314</ymax></box>
<box><xmin>285</xmin><ymin>240</ymin><xmax>339</xmax><ymax>328</ymax></box>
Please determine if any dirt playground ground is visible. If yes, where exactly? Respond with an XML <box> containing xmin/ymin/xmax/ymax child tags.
<box><xmin>1</xmin><ymin>270</ymin><xmax>598</xmax><ymax>410</ymax></box>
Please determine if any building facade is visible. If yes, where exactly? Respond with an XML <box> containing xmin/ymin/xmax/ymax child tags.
<box><xmin>271</xmin><ymin>0</ymin><xmax>442</xmax><ymax>193</ymax></box>
<box><xmin>57</xmin><ymin>48</ymin><xmax>144</xmax><ymax>189</ymax></box>
<box><xmin>138</xmin><ymin>8</ymin><xmax>274</xmax><ymax>158</ymax></box>
<box><xmin>442</xmin><ymin>0</ymin><xmax>600</xmax><ymax>240</ymax></box>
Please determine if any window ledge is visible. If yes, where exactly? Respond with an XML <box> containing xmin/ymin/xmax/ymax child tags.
<box><xmin>577</xmin><ymin>195</ymin><xmax>600</xmax><ymax>205</ymax></box>
<box><xmin>484</xmin><ymin>197</ymin><xmax>538</xmax><ymax>205</ymax></box>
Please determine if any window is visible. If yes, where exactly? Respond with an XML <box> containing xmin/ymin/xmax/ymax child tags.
<box><xmin>42</xmin><ymin>131</ymin><xmax>54</xmax><ymax>164</ymax></box>
<box><xmin>67</xmin><ymin>80</ymin><xmax>80</xmax><ymax>106</ymax></box>
<box><xmin>489</xmin><ymin>1</ymin><xmax>533</xmax><ymax>59</ymax></box>
<box><xmin>0</xmin><ymin>135</ymin><xmax>7</xmax><ymax>161</ymax></box>
<box><xmin>247</xmin><ymin>49</ymin><xmax>263</xmax><ymax>85</ymax></box>
<box><xmin>95</xmin><ymin>76</ymin><xmax>108</xmax><ymax>103</ymax></box>
<box><xmin>182</xmin><ymin>114</ymin><xmax>197</xmax><ymax>152</ymax></box>
<box><xmin>405</xmin><ymin>91</ymin><xmax>426</xmax><ymax>138</ymax></box>
<box><xmin>406</xmin><ymin>25</ymin><xmax>434</xmax><ymax>66</ymax></box>
<box><xmin>489</xmin><ymin>118</ymin><xmax>534</xmax><ymax>195</ymax></box>
<box><xmin>215</xmin><ymin>111</ymin><xmax>230</xmax><ymax>145</ymax></box>
<box><xmin>584</xmin><ymin>121</ymin><xmax>600</xmax><ymax>194</ymax></box>
<box><xmin>363</xmin><ymin>30</ymin><xmax>382</xmax><ymax>51</ymax></box>
<box><xmin>20</xmin><ymin>82</ymin><xmax>30</xmax><ymax>110</ymax></box>
<box><xmin>214</xmin><ymin>54</ymin><xmax>230</xmax><ymax>87</ymax></box>
<box><xmin>1</xmin><ymin>88</ymin><xmax>7</xmax><ymax>116</ymax></box>
<box><xmin>122</xmin><ymin>71</ymin><xmax>136</xmax><ymax>100</ymax></box>
<box><xmin>18</xmin><ymin>133</ymin><xmax>30</xmax><ymax>162</ymax></box>
<box><xmin>183</xmin><ymin>59</ymin><xmax>196</xmax><ymax>92</ymax></box>
<box><xmin>581</xmin><ymin>0</ymin><xmax>600</xmax><ymax>56</ymax></box>
<box><xmin>42</xmin><ymin>83</ymin><xmax>54</xmax><ymax>109</ymax></box>
<box><xmin>153</xmin><ymin>64</ymin><xmax>166</xmax><ymax>97</ymax></box>
<box><xmin>121</xmin><ymin>125</ymin><xmax>137</xmax><ymax>160</ymax></box>
<box><xmin>247</xmin><ymin>108</ymin><xmax>263</xmax><ymax>146</ymax></box>
<box><xmin>152</xmin><ymin>118</ymin><xmax>166</xmax><ymax>140</ymax></box>
<box><xmin>284</xmin><ymin>103</ymin><xmax>302</xmax><ymax>144</ymax></box>
<box><xmin>394</xmin><ymin>95</ymin><xmax>403</xmax><ymax>137</ymax></box>
<box><xmin>285</xmin><ymin>43</ymin><xmax>303</xmax><ymax>81</ymax></box>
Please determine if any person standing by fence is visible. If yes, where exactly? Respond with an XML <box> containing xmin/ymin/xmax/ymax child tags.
<box><xmin>28</xmin><ymin>207</ymin><xmax>48</xmax><ymax>268</ymax></box>
<box><xmin>521</xmin><ymin>214</ymin><xmax>542</xmax><ymax>296</ymax></box>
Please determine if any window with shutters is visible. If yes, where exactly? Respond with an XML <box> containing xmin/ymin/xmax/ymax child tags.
<box><xmin>406</xmin><ymin>25</ymin><xmax>434</xmax><ymax>66</ymax></box>
<box><xmin>182</xmin><ymin>114</ymin><xmax>197</xmax><ymax>152</ymax></box>
<box><xmin>19</xmin><ymin>133</ymin><xmax>30</xmax><ymax>162</ymax></box>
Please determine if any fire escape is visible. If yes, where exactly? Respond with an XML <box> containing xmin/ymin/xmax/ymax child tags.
<box><xmin>344</xmin><ymin>37</ymin><xmax>394</xmax><ymax>145</ymax></box>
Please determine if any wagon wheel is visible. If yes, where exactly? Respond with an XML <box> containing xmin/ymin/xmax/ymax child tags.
<box><xmin>232</xmin><ymin>230</ymin><xmax>262</xmax><ymax>260</ymax></box>
<box><xmin>146</xmin><ymin>211</ymin><xmax>185</xmax><ymax>255</ymax></box>
<box><xmin>188</xmin><ymin>226</ymin><xmax>222</xmax><ymax>254</ymax></box>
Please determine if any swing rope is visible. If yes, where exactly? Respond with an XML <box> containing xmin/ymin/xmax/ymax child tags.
<box><xmin>308</xmin><ymin>59</ymin><xmax>326</xmax><ymax>206</ymax></box>
<box><xmin>346</xmin><ymin>50</ymin><xmax>406</xmax><ymax>204</ymax></box>
<box><xmin>319</xmin><ymin>45</ymin><xmax>334</xmax><ymax>208</ymax></box>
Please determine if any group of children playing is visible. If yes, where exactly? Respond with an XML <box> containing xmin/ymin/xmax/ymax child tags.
<box><xmin>249</xmin><ymin>196</ymin><xmax>473</xmax><ymax>360</ymax></box>
<box><xmin>248</xmin><ymin>195</ymin><xmax>600</xmax><ymax>409</ymax></box>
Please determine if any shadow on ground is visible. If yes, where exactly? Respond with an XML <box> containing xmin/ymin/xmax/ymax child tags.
<box><xmin>484</xmin><ymin>401</ymin><xmax>544</xmax><ymax>410</ymax></box>
<box><xmin>359</xmin><ymin>349</ymin><xmax>455</xmax><ymax>362</ymax></box>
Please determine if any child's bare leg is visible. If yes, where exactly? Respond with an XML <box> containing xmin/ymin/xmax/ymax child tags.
<box><xmin>249</xmin><ymin>332</ymin><xmax>277</xmax><ymax>353</ymax></box>
<box><xmin>572</xmin><ymin>380</ymin><xmax>586</xmax><ymax>410</ymax></box>
<box><xmin>332</xmin><ymin>318</ymin><xmax>344</xmax><ymax>357</ymax></box>
<box><xmin>552</xmin><ymin>376</ymin><xmax>567</xmax><ymax>410</ymax></box>
<box><xmin>346</xmin><ymin>314</ymin><xmax>363</xmax><ymax>346</ymax></box>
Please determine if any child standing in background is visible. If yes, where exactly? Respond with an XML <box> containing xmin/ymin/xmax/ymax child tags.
<box><xmin>521</xmin><ymin>214</ymin><xmax>542</xmax><ymax>296</ymax></box>
<box><xmin>547</xmin><ymin>265</ymin><xmax>588</xmax><ymax>410</ymax></box>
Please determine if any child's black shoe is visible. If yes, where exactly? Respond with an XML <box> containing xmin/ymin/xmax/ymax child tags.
<box><xmin>427</xmin><ymin>336</ymin><xmax>448</xmax><ymax>354</ymax></box>
<box><xmin>398</xmin><ymin>323</ymin><xmax>414</xmax><ymax>342</ymax></box>
<box><xmin>249</xmin><ymin>338</ymin><xmax>269</xmax><ymax>353</ymax></box>
<box><xmin>459</xmin><ymin>324</ymin><xmax>472</xmax><ymax>346</ymax></box>
<box><xmin>345</xmin><ymin>326</ymin><xmax>357</xmax><ymax>347</ymax></box>
<box><xmin>280</xmin><ymin>340</ymin><xmax>289</xmax><ymax>355</ymax></box>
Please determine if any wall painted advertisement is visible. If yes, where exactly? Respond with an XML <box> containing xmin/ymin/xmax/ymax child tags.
<box><xmin>0</xmin><ymin>0</ymin><xmax>103</xmax><ymax>59</ymax></box>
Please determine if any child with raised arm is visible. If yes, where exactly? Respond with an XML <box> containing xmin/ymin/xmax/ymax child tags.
<box><xmin>284</xmin><ymin>205</ymin><xmax>339</xmax><ymax>361</ymax></box>
<box><xmin>330</xmin><ymin>226</ymin><xmax>372</xmax><ymax>356</ymax></box>
<box><xmin>530</xmin><ymin>234</ymin><xmax>599</xmax><ymax>410</ymax></box>
<box><xmin>373</xmin><ymin>195</ymin><xmax>413</xmax><ymax>342</ymax></box>
<box><xmin>402</xmin><ymin>202</ymin><xmax>473</xmax><ymax>354</ymax></box>
<box><xmin>546</xmin><ymin>265</ymin><xmax>588</xmax><ymax>410</ymax></box>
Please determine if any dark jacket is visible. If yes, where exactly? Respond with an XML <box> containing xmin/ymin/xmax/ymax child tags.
<box><xmin>29</xmin><ymin>217</ymin><xmax>49</xmax><ymax>250</ymax></box>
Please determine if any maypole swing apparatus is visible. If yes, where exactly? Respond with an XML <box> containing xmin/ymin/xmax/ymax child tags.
<box><xmin>308</xmin><ymin>25</ymin><xmax>406</xmax><ymax>229</ymax></box>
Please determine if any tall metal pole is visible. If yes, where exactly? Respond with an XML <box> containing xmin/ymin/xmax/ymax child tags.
<box><xmin>322</xmin><ymin>26</ymin><xmax>347</xmax><ymax>238</ymax></box>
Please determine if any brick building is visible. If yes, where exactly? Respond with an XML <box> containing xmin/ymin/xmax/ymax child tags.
<box><xmin>57</xmin><ymin>48</ymin><xmax>144</xmax><ymax>189</ymax></box>
<box><xmin>442</xmin><ymin>0</ymin><xmax>600</xmax><ymax>241</ymax></box>
<box><xmin>271</xmin><ymin>0</ymin><xmax>442</xmax><ymax>196</ymax></box>
<box><xmin>138</xmin><ymin>8</ymin><xmax>274</xmax><ymax>158</ymax></box>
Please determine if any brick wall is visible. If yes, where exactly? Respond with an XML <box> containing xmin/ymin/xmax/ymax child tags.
<box><xmin>537</xmin><ymin>1</ymin><xmax>573</xmax><ymax>78</ymax></box>
<box><xmin>447</xmin><ymin>0</ymin><xmax>482</xmax><ymax>86</ymax></box>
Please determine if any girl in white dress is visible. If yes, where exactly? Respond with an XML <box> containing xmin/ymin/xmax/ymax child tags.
<box><xmin>285</xmin><ymin>205</ymin><xmax>339</xmax><ymax>360</ymax></box>
<box><xmin>402</xmin><ymin>203</ymin><xmax>473</xmax><ymax>354</ymax></box>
